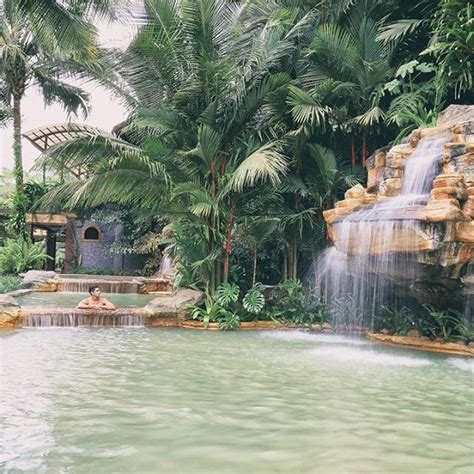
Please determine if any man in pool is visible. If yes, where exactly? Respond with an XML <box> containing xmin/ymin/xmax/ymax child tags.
<box><xmin>77</xmin><ymin>286</ymin><xmax>116</xmax><ymax>310</ymax></box>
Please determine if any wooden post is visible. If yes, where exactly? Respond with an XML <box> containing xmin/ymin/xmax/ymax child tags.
<box><xmin>64</xmin><ymin>218</ymin><xmax>75</xmax><ymax>273</ymax></box>
<box><xmin>45</xmin><ymin>228</ymin><xmax>56</xmax><ymax>271</ymax></box>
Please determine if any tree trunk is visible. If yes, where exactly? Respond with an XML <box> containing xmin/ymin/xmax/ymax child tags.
<box><xmin>222</xmin><ymin>258</ymin><xmax>229</xmax><ymax>283</ymax></box>
<box><xmin>351</xmin><ymin>136</ymin><xmax>356</xmax><ymax>167</ymax></box>
<box><xmin>292</xmin><ymin>240</ymin><xmax>298</xmax><ymax>279</ymax></box>
<box><xmin>362</xmin><ymin>136</ymin><xmax>367</xmax><ymax>168</ymax></box>
<box><xmin>12</xmin><ymin>94</ymin><xmax>27</xmax><ymax>237</ymax></box>
<box><xmin>222</xmin><ymin>222</ymin><xmax>234</xmax><ymax>283</ymax></box>
<box><xmin>252</xmin><ymin>245</ymin><xmax>257</xmax><ymax>286</ymax></box>
<box><xmin>216</xmin><ymin>258</ymin><xmax>222</xmax><ymax>288</ymax></box>
<box><xmin>209</xmin><ymin>258</ymin><xmax>216</xmax><ymax>295</ymax></box>
<box><xmin>210</xmin><ymin>160</ymin><xmax>216</xmax><ymax>198</ymax></box>
<box><xmin>222</xmin><ymin>199</ymin><xmax>236</xmax><ymax>283</ymax></box>
<box><xmin>288</xmin><ymin>244</ymin><xmax>293</xmax><ymax>279</ymax></box>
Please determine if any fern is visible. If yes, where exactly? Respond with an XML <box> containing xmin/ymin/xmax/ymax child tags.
<box><xmin>0</xmin><ymin>238</ymin><xmax>51</xmax><ymax>274</ymax></box>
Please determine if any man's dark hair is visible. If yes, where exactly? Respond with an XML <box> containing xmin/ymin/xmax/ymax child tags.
<box><xmin>88</xmin><ymin>286</ymin><xmax>99</xmax><ymax>295</ymax></box>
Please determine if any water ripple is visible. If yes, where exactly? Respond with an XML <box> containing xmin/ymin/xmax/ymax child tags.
<box><xmin>0</xmin><ymin>328</ymin><xmax>472</xmax><ymax>473</ymax></box>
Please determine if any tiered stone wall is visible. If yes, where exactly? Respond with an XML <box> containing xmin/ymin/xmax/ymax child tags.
<box><xmin>322</xmin><ymin>106</ymin><xmax>473</xmax><ymax>305</ymax></box>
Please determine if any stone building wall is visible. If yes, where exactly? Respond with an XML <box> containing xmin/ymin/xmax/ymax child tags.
<box><xmin>74</xmin><ymin>220</ymin><xmax>145</xmax><ymax>271</ymax></box>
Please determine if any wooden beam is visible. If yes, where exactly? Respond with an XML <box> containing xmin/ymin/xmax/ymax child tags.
<box><xmin>26</xmin><ymin>213</ymin><xmax>76</xmax><ymax>227</ymax></box>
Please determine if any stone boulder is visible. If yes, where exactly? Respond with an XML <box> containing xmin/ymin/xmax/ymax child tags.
<box><xmin>322</xmin><ymin>104</ymin><xmax>473</xmax><ymax>309</ymax></box>
<box><xmin>437</xmin><ymin>105</ymin><xmax>474</xmax><ymax>126</ymax></box>
<box><xmin>20</xmin><ymin>270</ymin><xmax>60</xmax><ymax>291</ymax></box>
<box><xmin>0</xmin><ymin>294</ymin><xmax>21</xmax><ymax>328</ymax></box>
<box><xmin>143</xmin><ymin>288</ymin><xmax>204</xmax><ymax>320</ymax></box>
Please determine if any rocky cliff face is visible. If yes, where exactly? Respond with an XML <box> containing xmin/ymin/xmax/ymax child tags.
<box><xmin>321</xmin><ymin>105</ymin><xmax>473</xmax><ymax>310</ymax></box>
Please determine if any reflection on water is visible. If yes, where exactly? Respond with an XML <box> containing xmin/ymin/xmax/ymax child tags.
<box><xmin>1</xmin><ymin>329</ymin><xmax>472</xmax><ymax>473</ymax></box>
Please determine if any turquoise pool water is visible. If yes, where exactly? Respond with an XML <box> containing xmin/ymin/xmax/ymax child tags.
<box><xmin>15</xmin><ymin>292</ymin><xmax>156</xmax><ymax>308</ymax></box>
<box><xmin>0</xmin><ymin>330</ymin><xmax>472</xmax><ymax>473</ymax></box>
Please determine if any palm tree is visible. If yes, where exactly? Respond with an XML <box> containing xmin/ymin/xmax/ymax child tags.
<box><xmin>37</xmin><ymin>0</ymin><xmax>313</xmax><ymax>291</ymax></box>
<box><xmin>0</xmin><ymin>2</ymin><xmax>96</xmax><ymax>235</ymax></box>
<box><xmin>294</xmin><ymin>2</ymin><xmax>393</xmax><ymax>166</ymax></box>
<box><xmin>238</xmin><ymin>217</ymin><xmax>279</xmax><ymax>286</ymax></box>
<box><xmin>9</xmin><ymin>0</ymin><xmax>116</xmax><ymax>59</ymax></box>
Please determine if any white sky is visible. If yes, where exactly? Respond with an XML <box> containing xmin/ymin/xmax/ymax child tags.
<box><xmin>0</xmin><ymin>14</ymin><xmax>138</xmax><ymax>173</ymax></box>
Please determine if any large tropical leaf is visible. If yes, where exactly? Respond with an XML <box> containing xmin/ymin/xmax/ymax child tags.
<box><xmin>227</xmin><ymin>143</ymin><xmax>287</xmax><ymax>192</ymax></box>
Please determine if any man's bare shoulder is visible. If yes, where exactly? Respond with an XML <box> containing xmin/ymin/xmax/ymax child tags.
<box><xmin>77</xmin><ymin>297</ymin><xmax>92</xmax><ymax>309</ymax></box>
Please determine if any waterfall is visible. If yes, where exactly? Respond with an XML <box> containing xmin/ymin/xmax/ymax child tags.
<box><xmin>158</xmin><ymin>245</ymin><xmax>174</xmax><ymax>277</ymax></box>
<box><xmin>159</xmin><ymin>255</ymin><xmax>172</xmax><ymax>276</ymax></box>
<box><xmin>315</xmin><ymin>136</ymin><xmax>450</xmax><ymax>325</ymax></box>
<box><xmin>58</xmin><ymin>280</ymin><xmax>140</xmax><ymax>294</ymax></box>
<box><xmin>22</xmin><ymin>310</ymin><xmax>145</xmax><ymax>327</ymax></box>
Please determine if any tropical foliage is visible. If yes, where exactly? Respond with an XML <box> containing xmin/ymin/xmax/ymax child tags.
<box><xmin>2</xmin><ymin>0</ymin><xmax>470</xmax><ymax>303</ymax></box>
<box><xmin>0</xmin><ymin>237</ymin><xmax>50</xmax><ymax>274</ymax></box>
<box><xmin>0</xmin><ymin>0</ymin><xmax>113</xmax><ymax>235</ymax></box>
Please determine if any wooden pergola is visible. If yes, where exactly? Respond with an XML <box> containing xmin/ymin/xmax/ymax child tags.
<box><xmin>23</xmin><ymin>123</ymin><xmax>108</xmax><ymax>179</ymax></box>
<box><xmin>26</xmin><ymin>213</ymin><xmax>77</xmax><ymax>272</ymax></box>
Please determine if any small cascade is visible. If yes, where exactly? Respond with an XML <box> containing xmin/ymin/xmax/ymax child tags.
<box><xmin>401</xmin><ymin>137</ymin><xmax>448</xmax><ymax>194</ymax></box>
<box><xmin>159</xmin><ymin>255</ymin><xmax>172</xmax><ymax>276</ymax></box>
<box><xmin>22</xmin><ymin>309</ymin><xmax>145</xmax><ymax>327</ymax></box>
<box><xmin>157</xmin><ymin>245</ymin><xmax>175</xmax><ymax>279</ymax></box>
<box><xmin>314</xmin><ymin>134</ymin><xmax>461</xmax><ymax>325</ymax></box>
<box><xmin>58</xmin><ymin>279</ymin><xmax>140</xmax><ymax>294</ymax></box>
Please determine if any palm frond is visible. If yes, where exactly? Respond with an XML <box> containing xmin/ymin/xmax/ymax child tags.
<box><xmin>353</xmin><ymin>106</ymin><xmax>385</xmax><ymax>126</ymax></box>
<box><xmin>287</xmin><ymin>86</ymin><xmax>330</xmax><ymax>127</ymax></box>
<box><xmin>227</xmin><ymin>142</ymin><xmax>287</xmax><ymax>192</ymax></box>
<box><xmin>34</xmin><ymin>132</ymin><xmax>145</xmax><ymax>175</ymax></box>
<box><xmin>377</xmin><ymin>19</ymin><xmax>425</xmax><ymax>43</ymax></box>
<box><xmin>33</xmin><ymin>70</ymin><xmax>90</xmax><ymax>117</ymax></box>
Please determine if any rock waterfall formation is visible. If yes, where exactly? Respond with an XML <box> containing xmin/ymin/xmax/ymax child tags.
<box><xmin>316</xmin><ymin>105</ymin><xmax>473</xmax><ymax>323</ymax></box>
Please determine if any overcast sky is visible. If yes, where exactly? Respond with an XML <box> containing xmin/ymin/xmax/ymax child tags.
<box><xmin>0</xmin><ymin>12</ymin><xmax>138</xmax><ymax>173</ymax></box>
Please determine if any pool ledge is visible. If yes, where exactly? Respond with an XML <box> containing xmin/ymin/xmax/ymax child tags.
<box><xmin>367</xmin><ymin>333</ymin><xmax>474</xmax><ymax>357</ymax></box>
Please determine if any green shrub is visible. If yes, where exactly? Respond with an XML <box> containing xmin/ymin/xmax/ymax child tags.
<box><xmin>266</xmin><ymin>279</ymin><xmax>327</xmax><ymax>327</ymax></box>
<box><xmin>375</xmin><ymin>305</ymin><xmax>416</xmax><ymax>335</ymax></box>
<box><xmin>454</xmin><ymin>318</ymin><xmax>474</xmax><ymax>345</ymax></box>
<box><xmin>242</xmin><ymin>284</ymin><xmax>265</xmax><ymax>315</ymax></box>
<box><xmin>218</xmin><ymin>312</ymin><xmax>240</xmax><ymax>331</ymax></box>
<box><xmin>0</xmin><ymin>238</ymin><xmax>50</xmax><ymax>274</ymax></box>
<box><xmin>216</xmin><ymin>282</ymin><xmax>240</xmax><ymax>307</ymax></box>
<box><xmin>330</xmin><ymin>295</ymin><xmax>364</xmax><ymax>328</ymax></box>
<box><xmin>422</xmin><ymin>305</ymin><xmax>463</xmax><ymax>342</ymax></box>
<box><xmin>188</xmin><ymin>290</ymin><xmax>230</xmax><ymax>328</ymax></box>
<box><xmin>0</xmin><ymin>275</ymin><xmax>21</xmax><ymax>293</ymax></box>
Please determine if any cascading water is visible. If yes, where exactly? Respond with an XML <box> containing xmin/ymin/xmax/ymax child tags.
<box><xmin>58</xmin><ymin>280</ymin><xmax>140</xmax><ymax>294</ymax></box>
<box><xmin>315</xmin><ymin>136</ymin><xmax>451</xmax><ymax>326</ymax></box>
<box><xmin>22</xmin><ymin>310</ymin><xmax>145</xmax><ymax>327</ymax></box>
<box><xmin>158</xmin><ymin>245</ymin><xmax>174</xmax><ymax>277</ymax></box>
<box><xmin>158</xmin><ymin>255</ymin><xmax>172</xmax><ymax>276</ymax></box>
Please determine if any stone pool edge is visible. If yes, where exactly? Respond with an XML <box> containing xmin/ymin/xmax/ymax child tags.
<box><xmin>367</xmin><ymin>333</ymin><xmax>474</xmax><ymax>357</ymax></box>
<box><xmin>1</xmin><ymin>308</ymin><xmax>473</xmax><ymax>357</ymax></box>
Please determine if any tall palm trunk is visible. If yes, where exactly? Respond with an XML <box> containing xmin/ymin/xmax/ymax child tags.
<box><xmin>282</xmin><ymin>250</ymin><xmax>288</xmax><ymax>281</ymax></box>
<box><xmin>351</xmin><ymin>136</ymin><xmax>356</xmax><ymax>167</ymax></box>
<box><xmin>288</xmin><ymin>244</ymin><xmax>293</xmax><ymax>279</ymax></box>
<box><xmin>12</xmin><ymin>94</ymin><xmax>27</xmax><ymax>237</ymax></box>
<box><xmin>222</xmin><ymin>199</ymin><xmax>237</xmax><ymax>283</ymax></box>
<box><xmin>362</xmin><ymin>135</ymin><xmax>367</xmax><ymax>168</ymax></box>
<box><xmin>252</xmin><ymin>245</ymin><xmax>257</xmax><ymax>286</ymax></box>
<box><xmin>292</xmin><ymin>239</ymin><xmax>298</xmax><ymax>279</ymax></box>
